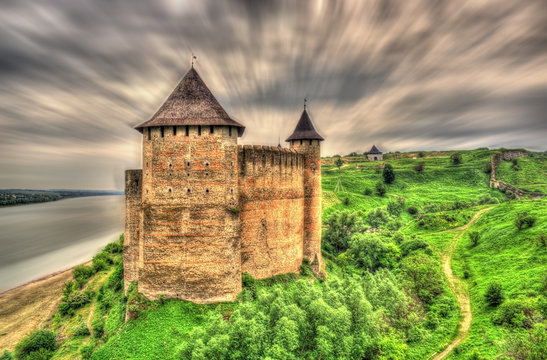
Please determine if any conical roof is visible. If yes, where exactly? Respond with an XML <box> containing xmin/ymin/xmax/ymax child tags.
<box><xmin>285</xmin><ymin>109</ymin><xmax>324</xmax><ymax>141</ymax></box>
<box><xmin>368</xmin><ymin>145</ymin><xmax>382</xmax><ymax>154</ymax></box>
<box><xmin>135</xmin><ymin>67</ymin><xmax>245</xmax><ymax>136</ymax></box>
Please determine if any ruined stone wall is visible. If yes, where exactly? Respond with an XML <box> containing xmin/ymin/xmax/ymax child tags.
<box><xmin>138</xmin><ymin>125</ymin><xmax>241</xmax><ymax>303</ymax></box>
<box><xmin>490</xmin><ymin>151</ymin><xmax>528</xmax><ymax>188</ymax></box>
<box><xmin>290</xmin><ymin>140</ymin><xmax>324</xmax><ymax>273</ymax></box>
<box><xmin>124</xmin><ymin>170</ymin><xmax>142</xmax><ymax>291</ymax></box>
<box><xmin>238</xmin><ymin>145</ymin><xmax>306</xmax><ymax>279</ymax></box>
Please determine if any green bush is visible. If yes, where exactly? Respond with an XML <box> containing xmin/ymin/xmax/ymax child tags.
<box><xmin>80</xmin><ymin>344</ymin><xmax>94</xmax><ymax>360</ymax></box>
<box><xmin>73</xmin><ymin>322</ymin><xmax>91</xmax><ymax>337</ymax></box>
<box><xmin>92</xmin><ymin>251</ymin><xmax>113</xmax><ymax>272</ymax></box>
<box><xmin>0</xmin><ymin>350</ymin><xmax>14</xmax><ymax>360</ymax></box>
<box><xmin>406</xmin><ymin>206</ymin><xmax>419</xmax><ymax>215</ymax></box>
<box><xmin>72</xmin><ymin>265</ymin><xmax>94</xmax><ymax>288</ymax></box>
<box><xmin>493</xmin><ymin>299</ymin><xmax>528</xmax><ymax>327</ymax></box>
<box><xmin>343</xmin><ymin>197</ymin><xmax>350</xmax><ymax>206</ymax></box>
<box><xmin>375</xmin><ymin>181</ymin><xmax>386</xmax><ymax>197</ymax></box>
<box><xmin>400</xmin><ymin>238</ymin><xmax>431</xmax><ymax>257</ymax></box>
<box><xmin>514</xmin><ymin>211</ymin><xmax>536</xmax><ymax>230</ymax></box>
<box><xmin>335</xmin><ymin>158</ymin><xmax>343</xmax><ymax>169</ymax></box>
<box><xmin>14</xmin><ymin>330</ymin><xmax>56</xmax><ymax>360</ymax></box>
<box><xmin>469</xmin><ymin>231</ymin><xmax>480</xmax><ymax>247</ymax></box>
<box><xmin>483</xmin><ymin>161</ymin><xmax>492</xmax><ymax>174</ymax></box>
<box><xmin>92</xmin><ymin>318</ymin><xmax>105</xmax><ymax>338</ymax></box>
<box><xmin>450</xmin><ymin>152</ymin><xmax>462</xmax><ymax>165</ymax></box>
<box><xmin>383</xmin><ymin>164</ymin><xmax>395</xmax><ymax>184</ymax></box>
<box><xmin>387</xmin><ymin>202</ymin><xmax>402</xmax><ymax>217</ymax></box>
<box><xmin>367</xmin><ymin>208</ymin><xmax>391</xmax><ymax>229</ymax></box>
<box><xmin>413</xmin><ymin>162</ymin><xmax>425</xmax><ymax>172</ymax></box>
<box><xmin>364</xmin><ymin>188</ymin><xmax>372</xmax><ymax>196</ymax></box>
<box><xmin>485</xmin><ymin>282</ymin><xmax>505</xmax><ymax>307</ymax></box>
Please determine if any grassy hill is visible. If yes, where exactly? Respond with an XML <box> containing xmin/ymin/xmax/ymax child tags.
<box><xmin>2</xmin><ymin>149</ymin><xmax>546</xmax><ymax>360</ymax></box>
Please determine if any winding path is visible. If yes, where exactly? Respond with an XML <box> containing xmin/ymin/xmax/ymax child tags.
<box><xmin>432</xmin><ymin>207</ymin><xmax>494</xmax><ymax>360</ymax></box>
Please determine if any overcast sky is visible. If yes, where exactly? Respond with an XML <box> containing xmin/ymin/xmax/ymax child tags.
<box><xmin>0</xmin><ymin>0</ymin><xmax>546</xmax><ymax>190</ymax></box>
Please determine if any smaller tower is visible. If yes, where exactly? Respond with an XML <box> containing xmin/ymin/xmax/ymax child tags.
<box><xmin>286</xmin><ymin>106</ymin><xmax>324</xmax><ymax>274</ymax></box>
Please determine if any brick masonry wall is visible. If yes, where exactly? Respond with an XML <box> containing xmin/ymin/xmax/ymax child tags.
<box><xmin>238</xmin><ymin>145</ymin><xmax>306</xmax><ymax>278</ymax></box>
<box><xmin>137</xmin><ymin>125</ymin><xmax>241</xmax><ymax>303</ymax></box>
<box><xmin>124</xmin><ymin>127</ymin><xmax>325</xmax><ymax>303</ymax></box>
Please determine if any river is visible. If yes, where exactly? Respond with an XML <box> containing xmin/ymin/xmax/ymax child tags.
<box><xmin>0</xmin><ymin>195</ymin><xmax>124</xmax><ymax>292</ymax></box>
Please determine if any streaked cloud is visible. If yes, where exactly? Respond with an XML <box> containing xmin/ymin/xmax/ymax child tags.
<box><xmin>0</xmin><ymin>0</ymin><xmax>545</xmax><ymax>189</ymax></box>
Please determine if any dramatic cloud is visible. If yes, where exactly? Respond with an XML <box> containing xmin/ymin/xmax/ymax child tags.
<box><xmin>0</xmin><ymin>0</ymin><xmax>546</xmax><ymax>189</ymax></box>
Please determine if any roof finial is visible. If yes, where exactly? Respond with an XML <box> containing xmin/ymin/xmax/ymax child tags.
<box><xmin>304</xmin><ymin>97</ymin><xmax>307</xmax><ymax>110</ymax></box>
<box><xmin>191</xmin><ymin>54</ymin><xmax>197</xmax><ymax>68</ymax></box>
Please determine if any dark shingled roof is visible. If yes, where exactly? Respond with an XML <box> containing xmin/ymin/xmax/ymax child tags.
<box><xmin>285</xmin><ymin>109</ymin><xmax>324</xmax><ymax>141</ymax></box>
<box><xmin>135</xmin><ymin>67</ymin><xmax>245</xmax><ymax>136</ymax></box>
<box><xmin>368</xmin><ymin>145</ymin><xmax>382</xmax><ymax>154</ymax></box>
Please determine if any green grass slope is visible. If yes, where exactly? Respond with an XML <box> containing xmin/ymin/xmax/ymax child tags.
<box><xmin>449</xmin><ymin>199</ymin><xmax>547</xmax><ymax>358</ymax></box>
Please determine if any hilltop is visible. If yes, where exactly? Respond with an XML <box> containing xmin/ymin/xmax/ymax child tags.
<box><xmin>1</xmin><ymin>148</ymin><xmax>545</xmax><ymax>359</ymax></box>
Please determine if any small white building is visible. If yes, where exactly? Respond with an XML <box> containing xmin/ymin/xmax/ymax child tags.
<box><xmin>366</xmin><ymin>145</ymin><xmax>383</xmax><ymax>161</ymax></box>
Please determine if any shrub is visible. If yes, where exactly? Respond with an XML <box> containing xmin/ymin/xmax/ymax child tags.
<box><xmin>72</xmin><ymin>265</ymin><xmax>94</xmax><ymax>288</ymax></box>
<box><xmin>375</xmin><ymin>182</ymin><xmax>386</xmax><ymax>197</ymax></box>
<box><xmin>92</xmin><ymin>318</ymin><xmax>105</xmax><ymax>338</ymax></box>
<box><xmin>493</xmin><ymin>299</ymin><xmax>528</xmax><ymax>327</ymax></box>
<box><xmin>73</xmin><ymin>322</ymin><xmax>91</xmax><ymax>337</ymax></box>
<box><xmin>400</xmin><ymin>238</ymin><xmax>430</xmax><ymax>257</ymax></box>
<box><xmin>348</xmin><ymin>233</ymin><xmax>401</xmax><ymax>272</ymax></box>
<box><xmin>504</xmin><ymin>323</ymin><xmax>547</xmax><ymax>359</ymax></box>
<box><xmin>469</xmin><ymin>231</ymin><xmax>480</xmax><ymax>247</ymax></box>
<box><xmin>367</xmin><ymin>208</ymin><xmax>391</xmax><ymax>228</ymax></box>
<box><xmin>478</xmin><ymin>194</ymin><xmax>498</xmax><ymax>205</ymax></box>
<box><xmin>92</xmin><ymin>252</ymin><xmax>112</xmax><ymax>273</ymax></box>
<box><xmin>485</xmin><ymin>282</ymin><xmax>504</xmax><ymax>307</ymax></box>
<box><xmin>0</xmin><ymin>350</ymin><xmax>14</xmax><ymax>360</ymax></box>
<box><xmin>343</xmin><ymin>197</ymin><xmax>350</xmax><ymax>206</ymax></box>
<box><xmin>80</xmin><ymin>344</ymin><xmax>94</xmax><ymax>360</ymax></box>
<box><xmin>406</xmin><ymin>206</ymin><xmax>418</xmax><ymax>215</ymax></box>
<box><xmin>514</xmin><ymin>211</ymin><xmax>536</xmax><ymax>230</ymax></box>
<box><xmin>382</xmin><ymin>164</ymin><xmax>395</xmax><ymax>184</ymax></box>
<box><xmin>387</xmin><ymin>202</ymin><xmax>402</xmax><ymax>217</ymax></box>
<box><xmin>418</xmin><ymin>151</ymin><xmax>425</xmax><ymax>158</ymax></box>
<box><xmin>450</xmin><ymin>152</ymin><xmax>462</xmax><ymax>165</ymax></box>
<box><xmin>364</xmin><ymin>188</ymin><xmax>372</xmax><ymax>196</ymax></box>
<box><xmin>14</xmin><ymin>330</ymin><xmax>56</xmax><ymax>360</ymax></box>
<box><xmin>483</xmin><ymin>161</ymin><xmax>492</xmax><ymax>174</ymax></box>
<box><xmin>413</xmin><ymin>162</ymin><xmax>425</xmax><ymax>172</ymax></box>
<box><xmin>104</xmin><ymin>241</ymin><xmax>122</xmax><ymax>254</ymax></box>
<box><xmin>335</xmin><ymin>158</ymin><xmax>343</xmax><ymax>169</ymax></box>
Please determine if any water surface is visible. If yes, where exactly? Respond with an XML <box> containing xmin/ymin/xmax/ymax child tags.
<box><xmin>0</xmin><ymin>195</ymin><xmax>124</xmax><ymax>292</ymax></box>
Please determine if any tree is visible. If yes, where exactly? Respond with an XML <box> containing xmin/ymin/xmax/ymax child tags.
<box><xmin>375</xmin><ymin>182</ymin><xmax>386</xmax><ymax>197</ymax></box>
<box><xmin>322</xmin><ymin>210</ymin><xmax>366</xmax><ymax>254</ymax></box>
<box><xmin>335</xmin><ymin>158</ymin><xmax>343</xmax><ymax>169</ymax></box>
<box><xmin>485</xmin><ymin>281</ymin><xmax>504</xmax><ymax>307</ymax></box>
<box><xmin>382</xmin><ymin>164</ymin><xmax>395</xmax><ymax>184</ymax></box>
<box><xmin>450</xmin><ymin>152</ymin><xmax>462</xmax><ymax>165</ymax></box>
<box><xmin>401</xmin><ymin>253</ymin><xmax>444</xmax><ymax>304</ymax></box>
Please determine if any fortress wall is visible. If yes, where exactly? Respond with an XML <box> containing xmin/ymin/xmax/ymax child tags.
<box><xmin>124</xmin><ymin>169</ymin><xmax>142</xmax><ymax>291</ymax></box>
<box><xmin>138</xmin><ymin>125</ymin><xmax>241</xmax><ymax>303</ymax></box>
<box><xmin>237</xmin><ymin>145</ymin><xmax>306</xmax><ymax>278</ymax></box>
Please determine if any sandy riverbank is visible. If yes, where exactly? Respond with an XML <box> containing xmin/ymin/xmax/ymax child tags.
<box><xmin>0</xmin><ymin>264</ymin><xmax>86</xmax><ymax>351</ymax></box>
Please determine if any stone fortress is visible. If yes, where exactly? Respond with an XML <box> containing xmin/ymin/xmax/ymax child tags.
<box><xmin>124</xmin><ymin>66</ymin><xmax>325</xmax><ymax>303</ymax></box>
